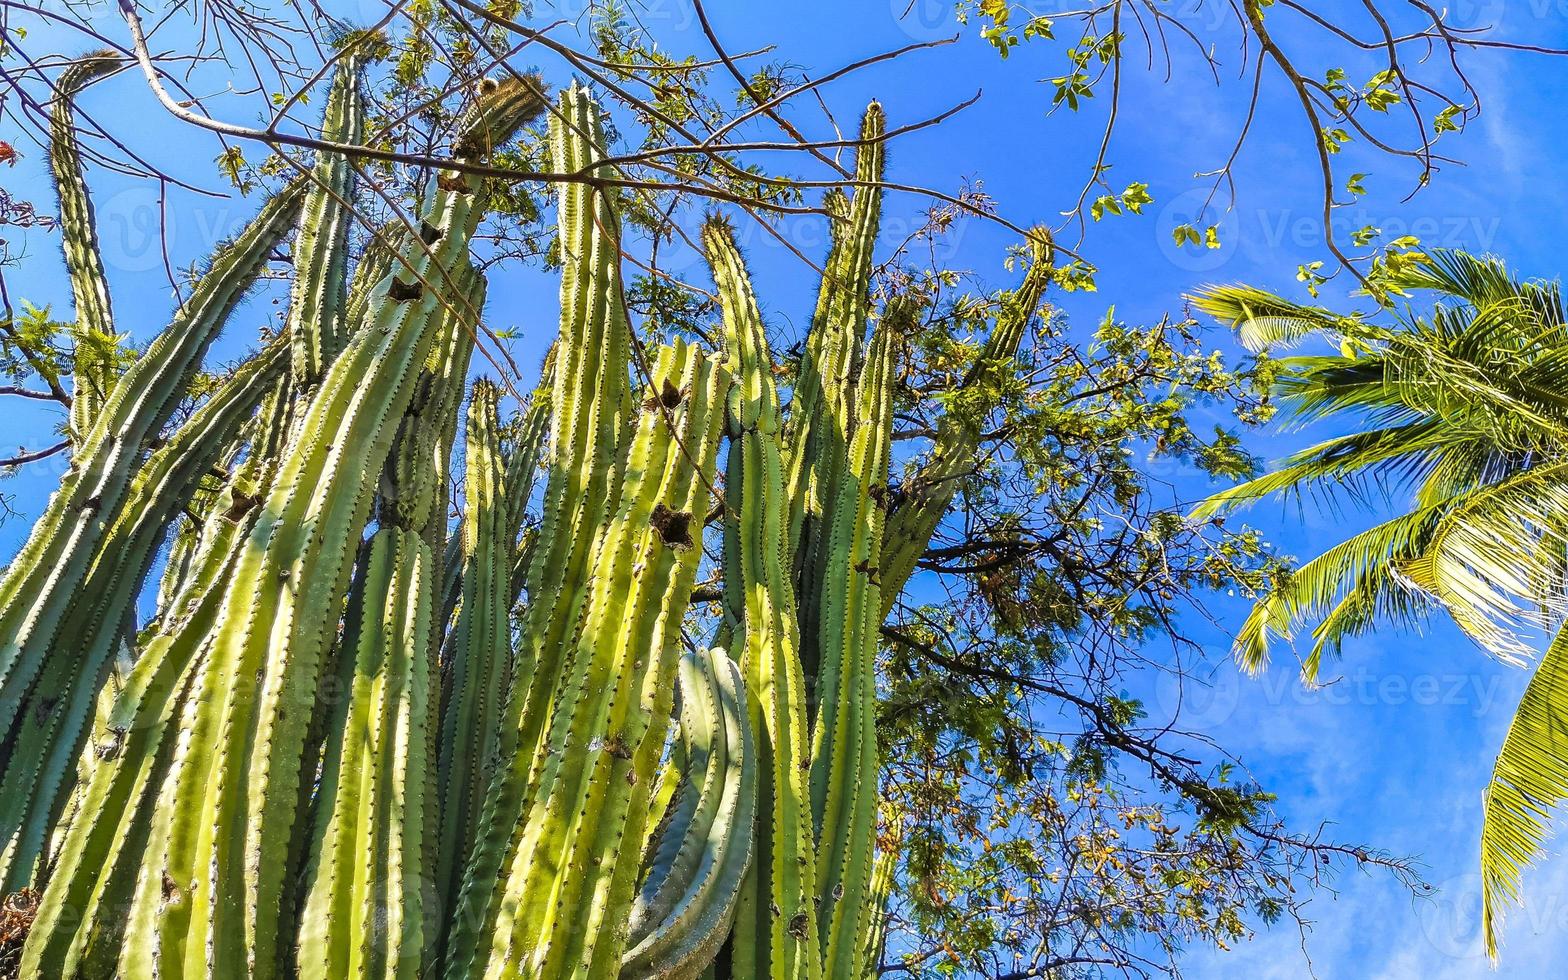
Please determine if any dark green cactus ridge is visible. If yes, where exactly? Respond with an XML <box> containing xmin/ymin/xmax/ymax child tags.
<box><xmin>437</xmin><ymin>379</ymin><xmax>515</xmax><ymax>915</ymax></box>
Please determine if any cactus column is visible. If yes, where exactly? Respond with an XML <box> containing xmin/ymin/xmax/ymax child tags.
<box><xmin>48</xmin><ymin>49</ymin><xmax>123</xmax><ymax>444</ymax></box>
<box><xmin>705</xmin><ymin>219</ymin><xmax>822</xmax><ymax>980</ymax></box>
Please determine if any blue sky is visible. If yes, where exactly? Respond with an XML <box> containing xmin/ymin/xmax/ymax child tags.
<box><xmin>6</xmin><ymin>1</ymin><xmax>1568</xmax><ymax>975</ymax></box>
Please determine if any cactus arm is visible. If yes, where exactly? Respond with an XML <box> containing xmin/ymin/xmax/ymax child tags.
<box><xmin>621</xmin><ymin>646</ymin><xmax>757</xmax><ymax>980</ymax></box>
<box><xmin>0</xmin><ymin>178</ymin><xmax>305</xmax><ymax>752</ymax></box>
<box><xmin>703</xmin><ymin>219</ymin><xmax>821</xmax><ymax>980</ymax></box>
<box><xmin>784</xmin><ymin>104</ymin><xmax>885</xmax><ymax>686</ymax></box>
<box><xmin>288</xmin><ymin>56</ymin><xmax>366</xmax><ymax>386</ymax></box>
<box><xmin>444</xmin><ymin>83</ymin><xmax>636</xmax><ymax>973</ymax></box>
<box><xmin>808</xmin><ymin>318</ymin><xmax>896</xmax><ymax>979</ymax></box>
<box><xmin>48</xmin><ymin>50</ymin><xmax>122</xmax><ymax>443</ymax></box>
<box><xmin>464</xmin><ymin>341</ymin><xmax>726</xmax><ymax>979</ymax></box>
<box><xmin>858</xmin><ymin>814</ymin><xmax>902</xmax><ymax>979</ymax></box>
<box><xmin>0</xmin><ymin>335</ymin><xmax>288</xmax><ymax>890</ymax></box>
<box><xmin>877</xmin><ymin>235</ymin><xmax>1051</xmax><ymax>611</ymax></box>
<box><xmin>296</xmin><ymin>528</ymin><xmax>436</xmax><ymax>980</ymax></box>
<box><xmin>626</xmin><ymin>646</ymin><xmax>729</xmax><ymax>943</ymax></box>
<box><xmin>503</xmin><ymin>363</ymin><xmax>553</xmax><ymax>599</ymax></box>
<box><xmin>435</xmin><ymin>380</ymin><xmax>514</xmax><ymax>914</ymax></box>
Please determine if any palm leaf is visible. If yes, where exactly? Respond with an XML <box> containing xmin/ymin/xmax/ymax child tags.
<box><xmin>1188</xmin><ymin>284</ymin><xmax>1355</xmax><ymax>351</ymax></box>
<box><xmin>1233</xmin><ymin>506</ymin><xmax>1446</xmax><ymax>674</ymax></box>
<box><xmin>1482</xmin><ymin>623</ymin><xmax>1568</xmax><ymax>960</ymax></box>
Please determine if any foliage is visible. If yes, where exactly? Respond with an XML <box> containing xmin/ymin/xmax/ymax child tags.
<box><xmin>1193</xmin><ymin>249</ymin><xmax>1568</xmax><ymax>960</ymax></box>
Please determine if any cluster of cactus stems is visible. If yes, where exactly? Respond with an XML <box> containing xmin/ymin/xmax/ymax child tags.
<box><xmin>0</xmin><ymin>41</ymin><xmax>1052</xmax><ymax>980</ymax></box>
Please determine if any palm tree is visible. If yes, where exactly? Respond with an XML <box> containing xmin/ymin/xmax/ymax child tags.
<box><xmin>1191</xmin><ymin>249</ymin><xmax>1568</xmax><ymax>958</ymax></box>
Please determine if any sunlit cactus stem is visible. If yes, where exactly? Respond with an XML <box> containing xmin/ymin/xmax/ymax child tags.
<box><xmin>786</xmin><ymin>102</ymin><xmax>886</xmax><ymax>697</ymax></box>
<box><xmin>288</xmin><ymin>51</ymin><xmax>368</xmax><ymax>386</ymax></box>
<box><xmin>0</xmin><ymin>334</ymin><xmax>288</xmax><ymax>892</ymax></box>
<box><xmin>5</xmin><ymin>74</ymin><xmax>549</xmax><ymax>980</ymax></box>
<box><xmin>704</xmin><ymin>217</ymin><xmax>822</xmax><ymax>980</ymax></box>
<box><xmin>442</xmin><ymin>83</ymin><xmax>636</xmax><ymax>975</ymax></box>
<box><xmin>808</xmin><ymin>313</ymin><xmax>897</xmax><ymax>979</ymax></box>
<box><xmin>457</xmin><ymin>339</ymin><xmax>727</xmax><ymax>979</ymax></box>
<box><xmin>49</xmin><ymin>49</ymin><xmax>123</xmax><ymax>444</ymax></box>
<box><xmin>0</xmin><ymin>177</ymin><xmax>306</xmax><ymax>896</ymax></box>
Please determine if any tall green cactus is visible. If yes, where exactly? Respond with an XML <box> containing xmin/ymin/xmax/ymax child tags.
<box><xmin>786</xmin><ymin>104</ymin><xmax>885</xmax><ymax>690</ymax></box>
<box><xmin>22</xmin><ymin>407</ymin><xmax>291</xmax><ymax>977</ymax></box>
<box><xmin>288</xmin><ymin>52</ymin><xmax>367</xmax><ymax>386</ymax></box>
<box><xmin>807</xmin><ymin>315</ymin><xmax>896</xmax><ymax>979</ymax></box>
<box><xmin>456</xmin><ymin>340</ymin><xmax>728</xmax><ymax>979</ymax></box>
<box><xmin>0</xmin><ymin>180</ymin><xmax>303</xmax><ymax>768</ymax></box>
<box><xmin>437</xmin><ymin>379</ymin><xmax>515</xmax><ymax>914</ymax></box>
<box><xmin>49</xmin><ymin>49</ymin><xmax>123</xmax><ymax>443</ymax></box>
<box><xmin>0</xmin><ymin>334</ymin><xmax>288</xmax><ymax>891</ymax></box>
<box><xmin>11</xmin><ymin>75</ymin><xmax>546</xmax><ymax>980</ymax></box>
<box><xmin>1</xmin><ymin>57</ymin><xmax>1058</xmax><ymax>980</ymax></box>
<box><xmin>443</xmin><ymin>83</ymin><xmax>636</xmax><ymax>973</ymax></box>
<box><xmin>705</xmin><ymin>219</ymin><xmax>821</xmax><ymax>980</ymax></box>
<box><xmin>294</xmin><ymin>256</ymin><xmax>484</xmax><ymax>980</ymax></box>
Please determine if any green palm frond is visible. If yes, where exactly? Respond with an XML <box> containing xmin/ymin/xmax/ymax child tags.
<box><xmin>1396</xmin><ymin>249</ymin><xmax>1535</xmax><ymax>311</ymax></box>
<box><xmin>1188</xmin><ymin>284</ymin><xmax>1359</xmax><ymax>351</ymax></box>
<box><xmin>1200</xmin><ymin>249</ymin><xmax>1568</xmax><ymax>962</ymax></box>
<box><xmin>1482</xmin><ymin>623</ymin><xmax>1568</xmax><ymax>961</ymax></box>
<box><xmin>1399</xmin><ymin>460</ymin><xmax>1568</xmax><ymax>660</ymax></box>
<box><xmin>1234</xmin><ymin>506</ymin><xmax>1446</xmax><ymax>674</ymax></box>
<box><xmin>1193</xmin><ymin>418</ymin><xmax>1475</xmax><ymax>521</ymax></box>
